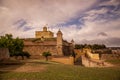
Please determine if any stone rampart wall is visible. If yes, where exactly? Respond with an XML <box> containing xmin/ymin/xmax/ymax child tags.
<box><xmin>23</xmin><ymin>45</ymin><xmax>58</xmax><ymax>56</ymax></box>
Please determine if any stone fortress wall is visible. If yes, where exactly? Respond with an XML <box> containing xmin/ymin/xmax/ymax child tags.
<box><xmin>23</xmin><ymin>25</ymin><xmax>74</xmax><ymax>58</ymax></box>
<box><xmin>23</xmin><ymin>40</ymin><xmax>58</xmax><ymax>56</ymax></box>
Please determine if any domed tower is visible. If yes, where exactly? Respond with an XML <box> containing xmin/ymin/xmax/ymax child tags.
<box><xmin>43</xmin><ymin>26</ymin><xmax>47</xmax><ymax>32</ymax></box>
<box><xmin>35</xmin><ymin>25</ymin><xmax>54</xmax><ymax>38</ymax></box>
<box><xmin>57</xmin><ymin>29</ymin><xmax>63</xmax><ymax>55</ymax></box>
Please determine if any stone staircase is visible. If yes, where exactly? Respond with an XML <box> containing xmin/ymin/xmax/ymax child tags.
<box><xmin>74</xmin><ymin>49</ymin><xmax>83</xmax><ymax>65</ymax></box>
<box><xmin>74</xmin><ymin>56</ymin><xmax>82</xmax><ymax>65</ymax></box>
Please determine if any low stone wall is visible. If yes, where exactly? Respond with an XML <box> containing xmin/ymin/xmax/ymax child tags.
<box><xmin>0</xmin><ymin>48</ymin><xmax>9</xmax><ymax>61</ymax></box>
<box><xmin>87</xmin><ymin>51</ymin><xmax>100</xmax><ymax>60</ymax></box>
<box><xmin>51</xmin><ymin>56</ymin><xmax>74</xmax><ymax>65</ymax></box>
<box><xmin>92</xmin><ymin>53</ymin><xmax>100</xmax><ymax>60</ymax></box>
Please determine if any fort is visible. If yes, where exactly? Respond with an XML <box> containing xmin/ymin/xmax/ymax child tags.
<box><xmin>0</xmin><ymin>25</ymin><xmax>119</xmax><ymax>67</ymax></box>
<box><xmin>22</xmin><ymin>25</ymin><xmax>118</xmax><ymax>67</ymax></box>
<box><xmin>23</xmin><ymin>25</ymin><xmax>74</xmax><ymax>58</ymax></box>
<box><xmin>0</xmin><ymin>26</ymin><xmax>120</xmax><ymax>67</ymax></box>
<box><xmin>22</xmin><ymin>25</ymin><xmax>105</xmax><ymax>67</ymax></box>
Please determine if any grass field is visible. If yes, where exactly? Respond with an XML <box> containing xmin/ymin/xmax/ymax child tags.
<box><xmin>0</xmin><ymin>59</ymin><xmax>120</xmax><ymax>80</ymax></box>
<box><xmin>105</xmin><ymin>59</ymin><xmax>120</xmax><ymax>66</ymax></box>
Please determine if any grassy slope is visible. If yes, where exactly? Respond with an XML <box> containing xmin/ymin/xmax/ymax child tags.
<box><xmin>0</xmin><ymin>61</ymin><xmax>120</xmax><ymax>80</ymax></box>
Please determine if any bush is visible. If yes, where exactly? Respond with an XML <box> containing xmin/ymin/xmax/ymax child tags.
<box><xmin>22</xmin><ymin>51</ymin><xmax>31</xmax><ymax>58</ymax></box>
<box><xmin>42</xmin><ymin>51</ymin><xmax>51</xmax><ymax>61</ymax></box>
<box><xmin>11</xmin><ymin>51</ymin><xmax>30</xmax><ymax>60</ymax></box>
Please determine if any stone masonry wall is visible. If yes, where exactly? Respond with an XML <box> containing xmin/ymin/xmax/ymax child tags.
<box><xmin>23</xmin><ymin>45</ymin><xmax>58</xmax><ymax>56</ymax></box>
<box><xmin>63</xmin><ymin>46</ymin><xmax>72</xmax><ymax>56</ymax></box>
<box><xmin>0</xmin><ymin>48</ymin><xmax>9</xmax><ymax>61</ymax></box>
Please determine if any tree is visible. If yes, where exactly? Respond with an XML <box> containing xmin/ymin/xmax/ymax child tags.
<box><xmin>22</xmin><ymin>51</ymin><xmax>31</xmax><ymax>59</ymax></box>
<box><xmin>0</xmin><ymin>34</ymin><xmax>30</xmax><ymax>59</ymax></box>
<box><xmin>91</xmin><ymin>44</ymin><xmax>106</xmax><ymax>50</ymax></box>
<box><xmin>0</xmin><ymin>34</ymin><xmax>12</xmax><ymax>48</ymax></box>
<box><xmin>75</xmin><ymin>44</ymin><xmax>85</xmax><ymax>49</ymax></box>
<box><xmin>75</xmin><ymin>44</ymin><xmax>106</xmax><ymax>50</ymax></box>
<box><xmin>42</xmin><ymin>51</ymin><xmax>51</xmax><ymax>61</ymax></box>
<box><xmin>11</xmin><ymin>37</ymin><xmax>24</xmax><ymax>56</ymax></box>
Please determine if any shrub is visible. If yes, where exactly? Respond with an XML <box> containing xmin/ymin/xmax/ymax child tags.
<box><xmin>11</xmin><ymin>51</ymin><xmax>30</xmax><ymax>60</ymax></box>
<box><xmin>22</xmin><ymin>51</ymin><xmax>31</xmax><ymax>58</ymax></box>
<box><xmin>42</xmin><ymin>51</ymin><xmax>51</xmax><ymax>61</ymax></box>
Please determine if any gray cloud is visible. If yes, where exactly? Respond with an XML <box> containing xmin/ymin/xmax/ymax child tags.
<box><xmin>97</xmin><ymin>32</ymin><xmax>108</xmax><ymax>36</ymax></box>
<box><xmin>79</xmin><ymin>37</ymin><xmax>120</xmax><ymax>47</ymax></box>
<box><xmin>0</xmin><ymin>0</ymin><xmax>97</xmax><ymax>36</ymax></box>
<box><xmin>0</xmin><ymin>0</ymin><xmax>120</xmax><ymax>47</ymax></box>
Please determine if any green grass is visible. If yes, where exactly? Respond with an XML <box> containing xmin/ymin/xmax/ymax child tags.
<box><xmin>105</xmin><ymin>59</ymin><xmax>120</xmax><ymax>66</ymax></box>
<box><xmin>0</xmin><ymin>60</ymin><xmax>120</xmax><ymax>80</ymax></box>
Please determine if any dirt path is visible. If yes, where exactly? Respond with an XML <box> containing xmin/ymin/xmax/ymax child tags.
<box><xmin>0</xmin><ymin>59</ymin><xmax>47</xmax><ymax>72</ymax></box>
<box><xmin>13</xmin><ymin>63</ymin><xmax>46</xmax><ymax>72</ymax></box>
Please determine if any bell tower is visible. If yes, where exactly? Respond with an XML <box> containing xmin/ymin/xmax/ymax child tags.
<box><xmin>57</xmin><ymin>29</ymin><xmax>63</xmax><ymax>55</ymax></box>
<box><xmin>71</xmin><ymin>39</ymin><xmax>75</xmax><ymax>48</ymax></box>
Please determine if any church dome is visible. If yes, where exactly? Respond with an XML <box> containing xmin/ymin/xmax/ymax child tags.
<box><xmin>43</xmin><ymin>26</ymin><xmax>47</xmax><ymax>31</ymax></box>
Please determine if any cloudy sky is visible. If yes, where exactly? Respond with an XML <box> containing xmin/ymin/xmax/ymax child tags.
<box><xmin>0</xmin><ymin>0</ymin><xmax>120</xmax><ymax>47</ymax></box>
